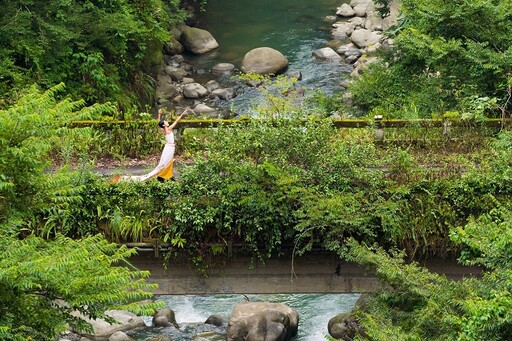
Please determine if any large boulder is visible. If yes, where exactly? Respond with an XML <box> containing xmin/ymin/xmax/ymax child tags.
<box><xmin>227</xmin><ymin>301</ymin><xmax>299</xmax><ymax>341</ymax></box>
<box><xmin>180</xmin><ymin>26</ymin><xmax>219</xmax><ymax>54</ymax></box>
<box><xmin>240</xmin><ymin>47</ymin><xmax>288</xmax><ymax>75</ymax></box>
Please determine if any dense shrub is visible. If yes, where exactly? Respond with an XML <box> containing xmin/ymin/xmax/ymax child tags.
<box><xmin>58</xmin><ymin>117</ymin><xmax>512</xmax><ymax>265</ymax></box>
<box><xmin>349</xmin><ymin>0</ymin><xmax>512</xmax><ymax>119</ymax></box>
<box><xmin>0</xmin><ymin>0</ymin><xmax>186</xmax><ymax>109</ymax></box>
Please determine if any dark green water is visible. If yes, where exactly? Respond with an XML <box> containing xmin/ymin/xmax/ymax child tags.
<box><xmin>130</xmin><ymin>293</ymin><xmax>360</xmax><ymax>340</ymax></box>
<box><xmin>186</xmin><ymin>0</ymin><xmax>351</xmax><ymax>112</ymax></box>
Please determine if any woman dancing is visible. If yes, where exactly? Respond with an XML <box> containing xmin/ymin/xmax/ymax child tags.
<box><xmin>118</xmin><ymin>108</ymin><xmax>188</xmax><ymax>182</ymax></box>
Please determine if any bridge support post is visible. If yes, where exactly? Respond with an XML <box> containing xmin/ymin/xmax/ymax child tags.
<box><xmin>374</xmin><ymin>115</ymin><xmax>384</xmax><ymax>143</ymax></box>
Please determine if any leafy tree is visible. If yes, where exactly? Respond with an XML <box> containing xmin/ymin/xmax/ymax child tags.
<box><xmin>0</xmin><ymin>83</ymin><xmax>114</xmax><ymax>235</ymax></box>
<box><xmin>0</xmin><ymin>233</ymin><xmax>160</xmax><ymax>341</ymax></box>
<box><xmin>341</xmin><ymin>206</ymin><xmax>512</xmax><ymax>340</ymax></box>
<box><xmin>0</xmin><ymin>0</ymin><xmax>186</xmax><ymax>109</ymax></box>
<box><xmin>349</xmin><ymin>0</ymin><xmax>512</xmax><ymax>118</ymax></box>
<box><xmin>0</xmin><ymin>86</ymin><xmax>162</xmax><ymax>340</ymax></box>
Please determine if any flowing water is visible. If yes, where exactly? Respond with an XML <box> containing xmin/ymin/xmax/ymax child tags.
<box><xmin>130</xmin><ymin>293</ymin><xmax>360</xmax><ymax>340</ymax></box>
<box><xmin>185</xmin><ymin>0</ymin><xmax>352</xmax><ymax>113</ymax></box>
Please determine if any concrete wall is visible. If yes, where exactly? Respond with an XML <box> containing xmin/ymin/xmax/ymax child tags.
<box><xmin>128</xmin><ymin>251</ymin><xmax>480</xmax><ymax>295</ymax></box>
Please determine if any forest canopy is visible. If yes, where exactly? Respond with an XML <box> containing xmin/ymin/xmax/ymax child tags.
<box><xmin>0</xmin><ymin>0</ymin><xmax>186</xmax><ymax>109</ymax></box>
<box><xmin>351</xmin><ymin>0</ymin><xmax>512</xmax><ymax>119</ymax></box>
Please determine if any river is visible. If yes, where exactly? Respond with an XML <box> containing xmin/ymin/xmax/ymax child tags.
<box><xmin>130</xmin><ymin>293</ymin><xmax>360</xmax><ymax>340</ymax></box>
<box><xmin>185</xmin><ymin>0</ymin><xmax>352</xmax><ymax>113</ymax></box>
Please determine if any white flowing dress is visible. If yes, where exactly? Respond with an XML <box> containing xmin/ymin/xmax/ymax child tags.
<box><xmin>122</xmin><ymin>131</ymin><xmax>175</xmax><ymax>182</ymax></box>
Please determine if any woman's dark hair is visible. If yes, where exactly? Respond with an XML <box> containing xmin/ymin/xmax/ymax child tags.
<box><xmin>158</xmin><ymin>120</ymin><xmax>166</xmax><ymax>128</ymax></box>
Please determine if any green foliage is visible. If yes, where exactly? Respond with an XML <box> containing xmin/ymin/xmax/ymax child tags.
<box><xmin>88</xmin><ymin>120</ymin><xmax>164</xmax><ymax>159</ymax></box>
<box><xmin>306</xmin><ymin>90</ymin><xmax>346</xmax><ymax>118</ymax></box>
<box><xmin>0</xmin><ymin>0</ymin><xmax>186</xmax><ymax>109</ymax></box>
<box><xmin>0</xmin><ymin>233</ymin><xmax>161</xmax><ymax>340</ymax></box>
<box><xmin>349</xmin><ymin>0</ymin><xmax>512</xmax><ymax>118</ymax></box>
<box><xmin>0</xmin><ymin>84</ymin><xmax>114</xmax><ymax>233</ymax></box>
<box><xmin>0</xmin><ymin>87</ymin><xmax>161</xmax><ymax>340</ymax></box>
<box><xmin>7</xmin><ymin>81</ymin><xmax>509</xmax><ymax>275</ymax></box>
<box><xmin>60</xmin><ymin>122</ymin><xmax>512</xmax><ymax>270</ymax></box>
<box><xmin>342</xmin><ymin>205</ymin><xmax>512</xmax><ymax>340</ymax></box>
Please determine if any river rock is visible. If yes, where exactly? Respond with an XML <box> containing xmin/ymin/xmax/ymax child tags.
<box><xmin>240</xmin><ymin>47</ymin><xmax>288</xmax><ymax>75</ymax></box>
<box><xmin>182</xmin><ymin>77</ymin><xmax>195</xmax><ymax>84</ymax></box>
<box><xmin>328</xmin><ymin>294</ymin><xmax>369</xmax><ymax>340</ymax></box>
<box><xmin>193</xmin><ymin>103</ymin><xmax>217</xmax><ymax>115</ymax></box>
<box><xmin>365</xmin><ymin>42</ymin><xmax>382</xmax><ymax>54</ymax></box>
<box><xmin>180</xmin><ymin>26</ymin><xmax>219</xmax><ymax>54</ymax></box>
<box><xmin>336</xmin><ymin>42</ymin><xmax>358</xmax><ymax>55</ymax></box>
<box><xmin>227</xmin><ymin>301</ymin><xmax>299</xmax><ymax>341</ymax></box>
<box><xmin>152</xmin><ymin>309</ymin><xmax>179</xmax><ymax>328</ymax></box>
<box><xmin>210</xmin><ymin>88</ymin><xmax>236</xmax><ymax>100</ymax></box>
<box><xmin>345</xmin><ymin>47</ymin><xmax>362</xmax><ymax>60</ymax></box>
<box><xmin>180</xmin><ymin>62</ymin><xmax>195</xmax><ymax>73</ymax></box>
<box><xmin>350</xmin><ymin>29</ymin><xmax>383</xmax><ymax>48</ymax></box>
<box><xmin>287</xmin><ymin>70</ymin><xmax>302</xmax><ymax>81</ymax></box>
<box><xmin>364</xmin><ymin>0</ymin><xmax>399</xmax><ymax>31</ymax></box>
<box><xmin>312</xmin><ymin>47</ymin><xmax>342</xmax><ymax>62</ymax></box>
<box><xmin>170</xmin><ymin>55</ymin><xmax>185</xmax><ymax>64</ymax></box>
<box><xmin>183</xmin><ymin>83</ymin><xmax>209</xmax><ymax>98</ymax></box>
<box><xmin>78</xmin><ymin>310</ymin><xmax>146</xmax><ymax>341</ymax></box>
<box><xmin>331</xmin><ymin>22</ymin><xmax>354</xmax><ymax>39</ymax></box>
<box><xmin>351</xmin><ymin>55</ymin><xmax>379</xmax><ymax>76</ymax></box>
<box><xmin>205</xmin><ymin>315</ymin><xmax>228</xmax><ymax>328</ymax></box>
<box><xmin>204</xmin><ymin>80</ymin><xmax>221</xmax><ymax>92</ymax></box>
<box><xmin>353</xmin><ymin>4</ymin><xmax>369</xmax><ymax>17</ymax></box>
<box><xmin>245</xmin><ymin>78</ymin><xmax>263</xmax><ymax>87</ymax></box>
<box><xmin>164</xmin><ymin>37</ymin><xmax>184</xmax><ymax>56</ymax></box>
<box><xmin>336</xmin><ymin>4</ymin><xmax>355</xmax><ymax>17</ymax></box>
<box><xmin>328</xmin><ymin>311</ymin><xmax>366</xmax><ymax>340</ymax></box>
<box><xmin>171</xmin><ymin>26</ymin><xmax>183</xmax><ymax>41</ymax></box>
<box><xmin>108</xmin><ymin>331</ymin><xmax>134</xmax><ymax>341</ymax></box>
<box><xmin>345</xmin><ymin>53</ymin><xmax>362</xmax><ymax>64</ymax></box>
<box><xmin>164</xmin><ymin>66</ymin><xmax>188</xmax><ymax>81</ymax></box>
<box><xmin>348</xmin><ymin>18</ymin><xmax>364</xmax><ymax>30</ymax></box>
<box><xmin>155</xmin><ymin>74</ymin><xmax>177</xmax><ymax>102</ymax></box>
<box><xmin>212</xmin><ymin>62</ymin><xmax>236</xmax><ymax>75</ymax></box>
